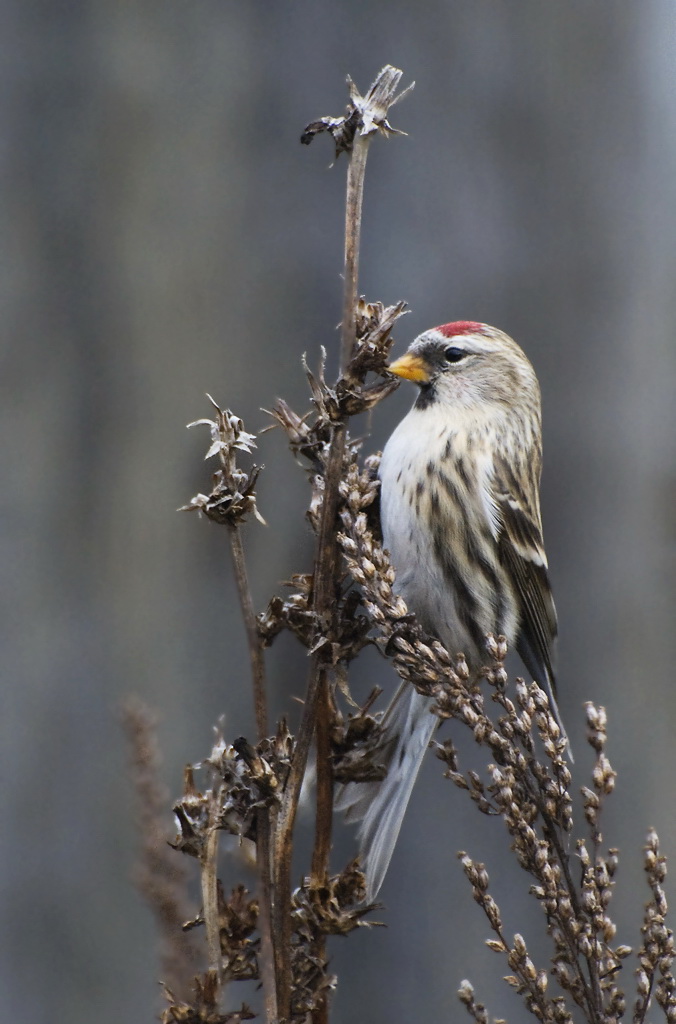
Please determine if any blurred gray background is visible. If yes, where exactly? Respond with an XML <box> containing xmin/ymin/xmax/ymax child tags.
<box><xmin>2</xmin><ymin>2</ymin><xmax>676</xmax><ymax>1021</ymax></box>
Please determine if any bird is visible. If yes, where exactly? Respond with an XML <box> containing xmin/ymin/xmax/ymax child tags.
<box><xmin>337</xmin><ymin>320</ymin><xmax>568</xmax><ymax>900</ymax></box>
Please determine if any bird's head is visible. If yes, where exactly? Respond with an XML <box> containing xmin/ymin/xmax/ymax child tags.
<box><xmin>388</xmin><ymin>321</ymin><xmax>540</xmax><ymax>414</ymax></box>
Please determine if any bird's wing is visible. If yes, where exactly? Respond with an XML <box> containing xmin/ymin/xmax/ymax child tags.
<box><xmin>492</xmin><ymin>457</ymin><xmax>558</xmax><ymax>695</ymax></box>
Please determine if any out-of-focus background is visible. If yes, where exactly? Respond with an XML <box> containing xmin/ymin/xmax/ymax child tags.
<box><xmin>3</xmin><ymin>3</ymin><xmax>675</xmax><ymax>1021</ymax></box>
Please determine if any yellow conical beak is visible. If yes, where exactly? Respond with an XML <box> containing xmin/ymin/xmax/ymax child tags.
<box><xmin>387</xmin><ymin>352</ymin><xmax>430</xmax><ymax>382</ymax></box>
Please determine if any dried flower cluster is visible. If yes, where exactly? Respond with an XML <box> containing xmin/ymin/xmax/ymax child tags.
<box><xmin>288</xmin><ymin>861</ymin><xmax>376</xmax><ymax>1017</ymax></box>
<box><xmin>161</xmin><ymin>972</ymin><xmax>254</xmax><ymax>1024</ymax></box>
<box><xmin>300</xmin><ymin>65</ymin><xmax>414</xmax><ymax>158</ymax></box>
<box><xmin>165</xmin><ymin>729</ymin><xmax>376</xmax><ymax>1015</ymax></box>
<box><xmin>172</xmin><ymin>723</ymin><xmax>294</xmax><ymax>853</ymax></box>
<box><xmin>270</xmin><ymin>299</ymin><xmax>403</xmax><ymax>469</ymax></box>
<box><xmin>180</xmin><ymin>396</ymin><xmax>265</xmax><ymax>527</ymax></box>
<box><xmin>165</xmin><ymin>716</ymin><xmax>378</xmax><ymax>1019</ymax></box>
<box><xmin>336</xmin><ymin>463</ymin><xmax>676</xmax><ymax>1023</ymax></box>
<box><xmin>182</xmin><ymin>883</ymin><xmax>260</xmax><ymax>984</ymax></box>
<box><xmin>634</xmin><ymin>829</ymin><xmax>676</xmax><ymax>1021</ymax></box>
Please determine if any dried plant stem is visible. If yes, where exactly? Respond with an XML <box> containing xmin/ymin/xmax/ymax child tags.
<box><xmin>272</xmin><ymin>432</ymin><xmax>347</xmax><ymax>1019</ymax></box>
<box><xmin>307</xmin><ymin>127</ymin><xmax>374</xmax><ymax>1024</ymax></box>
<box><xmin>307</xmin><ymin>135</ymin><xmax>372</xmax><ymax>1024</ymax></box>
<box><xmin>310</xmin><ymin>670</ymin><xmax>333</xmax><ymax>1024</ymax></box>
<box><xmin>536</xmin><ymin>790</ymin><xmax>600</xmax><ymax>1016</ymax></box>
<box><xmin>340</xmin><ymin>133</ymin><xmax>370</xmax><ymax>368</ymax></box>
<box><xmin>311</xmin><ymin>668</ymin><xmax>334</xmax><ymax>882</ymax></box>
<box><xmin>255</xmin><ymin>811</ymin><xmax>279</xmax><ymax>1024</ymax></box>
<box><xmin>226</xmin><ymin>528</ymin><xmax>277</xmax><ymax>1019</ymax></box>
<box><xmin>273</xmin><ymin>120</ymin><xmax>374</xmax><ymax>1024</ymax></box>
<box><xmin>201</xmin><ymin>801</ymin><xmax>222</xmax><ymax>985</ymax></box>
<box><xmin>271</xmin><ymin>806</ymin><xmax>293</xmax><ymax>1019</ymax></box>
<box><xmin>311</xmin><ymin>118</ymin><xmax>372</xmax><ymax>890</ymax></box>
<box><xmin>309</xmin><ymin>124</ymin><xmax>371</xmax><ymax>910</ymax></box>
<box><xmin>228</xmin><ymin>526</ymin><xmax>268</xmax><ymax>740</ymax></box>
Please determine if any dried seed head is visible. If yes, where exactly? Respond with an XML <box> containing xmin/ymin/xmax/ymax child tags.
<box><xmin>181</xmin><ymin>400</ymin><xmax>265</xmax><ymax>527</ymax></box>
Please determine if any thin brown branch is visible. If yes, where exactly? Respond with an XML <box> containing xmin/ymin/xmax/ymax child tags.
<box><xmin>273</xmin><ymin>79</ymin><xmax>379</xmax><ymax>1024</ymax></box>
<box><xmin>311</xmin><ymin>669</ymin><xmax>334</xmax><ymax>883</ymax></box>
<box><xmin>228</xmin><ymin>525</ymin><xmax>268</xmax><ymax>741</ymax></box>
<box><xmin>307</xmin><ymin>134</ymin><xmax>373</xmax><ymax>919</ymax></box>
<box><xmin>227</xmin><ymin>476</ymin><xmax>275</xmax><ymax>1018</ymax></box>
<box><xmin>255</xmin><ymin>810</ymin><xmax>279</xmax><ymax>1024</ymax></box>
<box><xmin>270</xmin><ymin>67</ymin><xmax>412</xmax><ymax>1022</ymax></box>
<box><xmin>310</xmin><ymin>670</ymin><xmax>333</xmax><ymax>1024</ymax></box>
<box><xmin>201</xmin><ymin>796</ymin><xmax>222</xmax><ymax>985</ymax></box>
<box><xmin>271</xmin><ymin>433</ymin><xmax>346</xmax><ymax>1017</ymax></box>
<box><xmin>272</xmin><ymin>129</ymin><xmax>368</xmax><ymax>1011</ymax></box>
<box><xmin>522</xmin><ymin>772</ymin><xmax>599</xmax><ymax>1019</ymax></box>
<box><xmin>340</xmin><ymin>132</ymin><xmax>370</xmax><ymax>370</ymax></box>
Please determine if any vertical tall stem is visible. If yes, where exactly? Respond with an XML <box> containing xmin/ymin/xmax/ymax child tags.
<box><xmin>228</xmin><ymin>527</ymin><xmax>268</xmax><ymax>740</ymax></box>
<box><xmin>272</xmin><ymin>66</ymin><xmax>410</xmax><ymax>1021</ymax></box>
<box><xmin>227</xmin><ymin>527</ymin><xmax>278</xmax><ymax>1021</ymax></box>
<box><xmin>310</xmin><ymin>668</ymin><xmax>333</xmax><ymax>1024</ymax></box>
<box><xmin>201</xmin><ymin>799</ymin><xmax>222</xmax><ymax>985</ymax></box>
<box><xmin>311</xmin><ymin>668</ymin><xmax>334</xmax><ymax>883</ymax></box>
<box><xmin>340</xmin><ymin>134</ymin><xmax>370</xmax><ymax>371</ymax></box>
<box><xmin>255</xmin><ymin>815</ymin><xmax>279</xmax><ymax>1023</ymax></box>
<box><xmin>272</xmin><ymin>131</ymin><xmax>374</xmax><ymax>1024</ymax></box>
<box><xmin>273</xmin><ymin>131</ymin><xmax>373</xmax><ymax>1024</ymax></box>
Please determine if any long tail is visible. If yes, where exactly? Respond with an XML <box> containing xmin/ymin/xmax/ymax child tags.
<box><xmin>335</xmin><ymin>685</ymin><xmax>437</xmax><ymax>900</ymax></box>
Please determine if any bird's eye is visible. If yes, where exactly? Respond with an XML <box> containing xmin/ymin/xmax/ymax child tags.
<box><xmin>444</xmin><ymin>346</ymin><xmax>467</xmax><ymax>363</ymax></box>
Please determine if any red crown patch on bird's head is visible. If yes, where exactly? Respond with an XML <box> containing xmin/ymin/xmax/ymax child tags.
<box><xmin>435</xmin><ymin>321</ymin><xmax>485</xmax><ymax>338</ymax></box>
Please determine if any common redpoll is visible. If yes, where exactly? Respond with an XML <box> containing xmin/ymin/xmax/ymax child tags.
<box><xmin>339</xmin><ymin>320</ymin><xmax>568</xmax><ymax>899</ymax></box>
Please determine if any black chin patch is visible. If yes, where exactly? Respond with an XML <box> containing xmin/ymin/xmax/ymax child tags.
<box><xmin>414</xmin><ymin>382</ymin><xmax>436</xmax><ymax>410</ymax></box>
